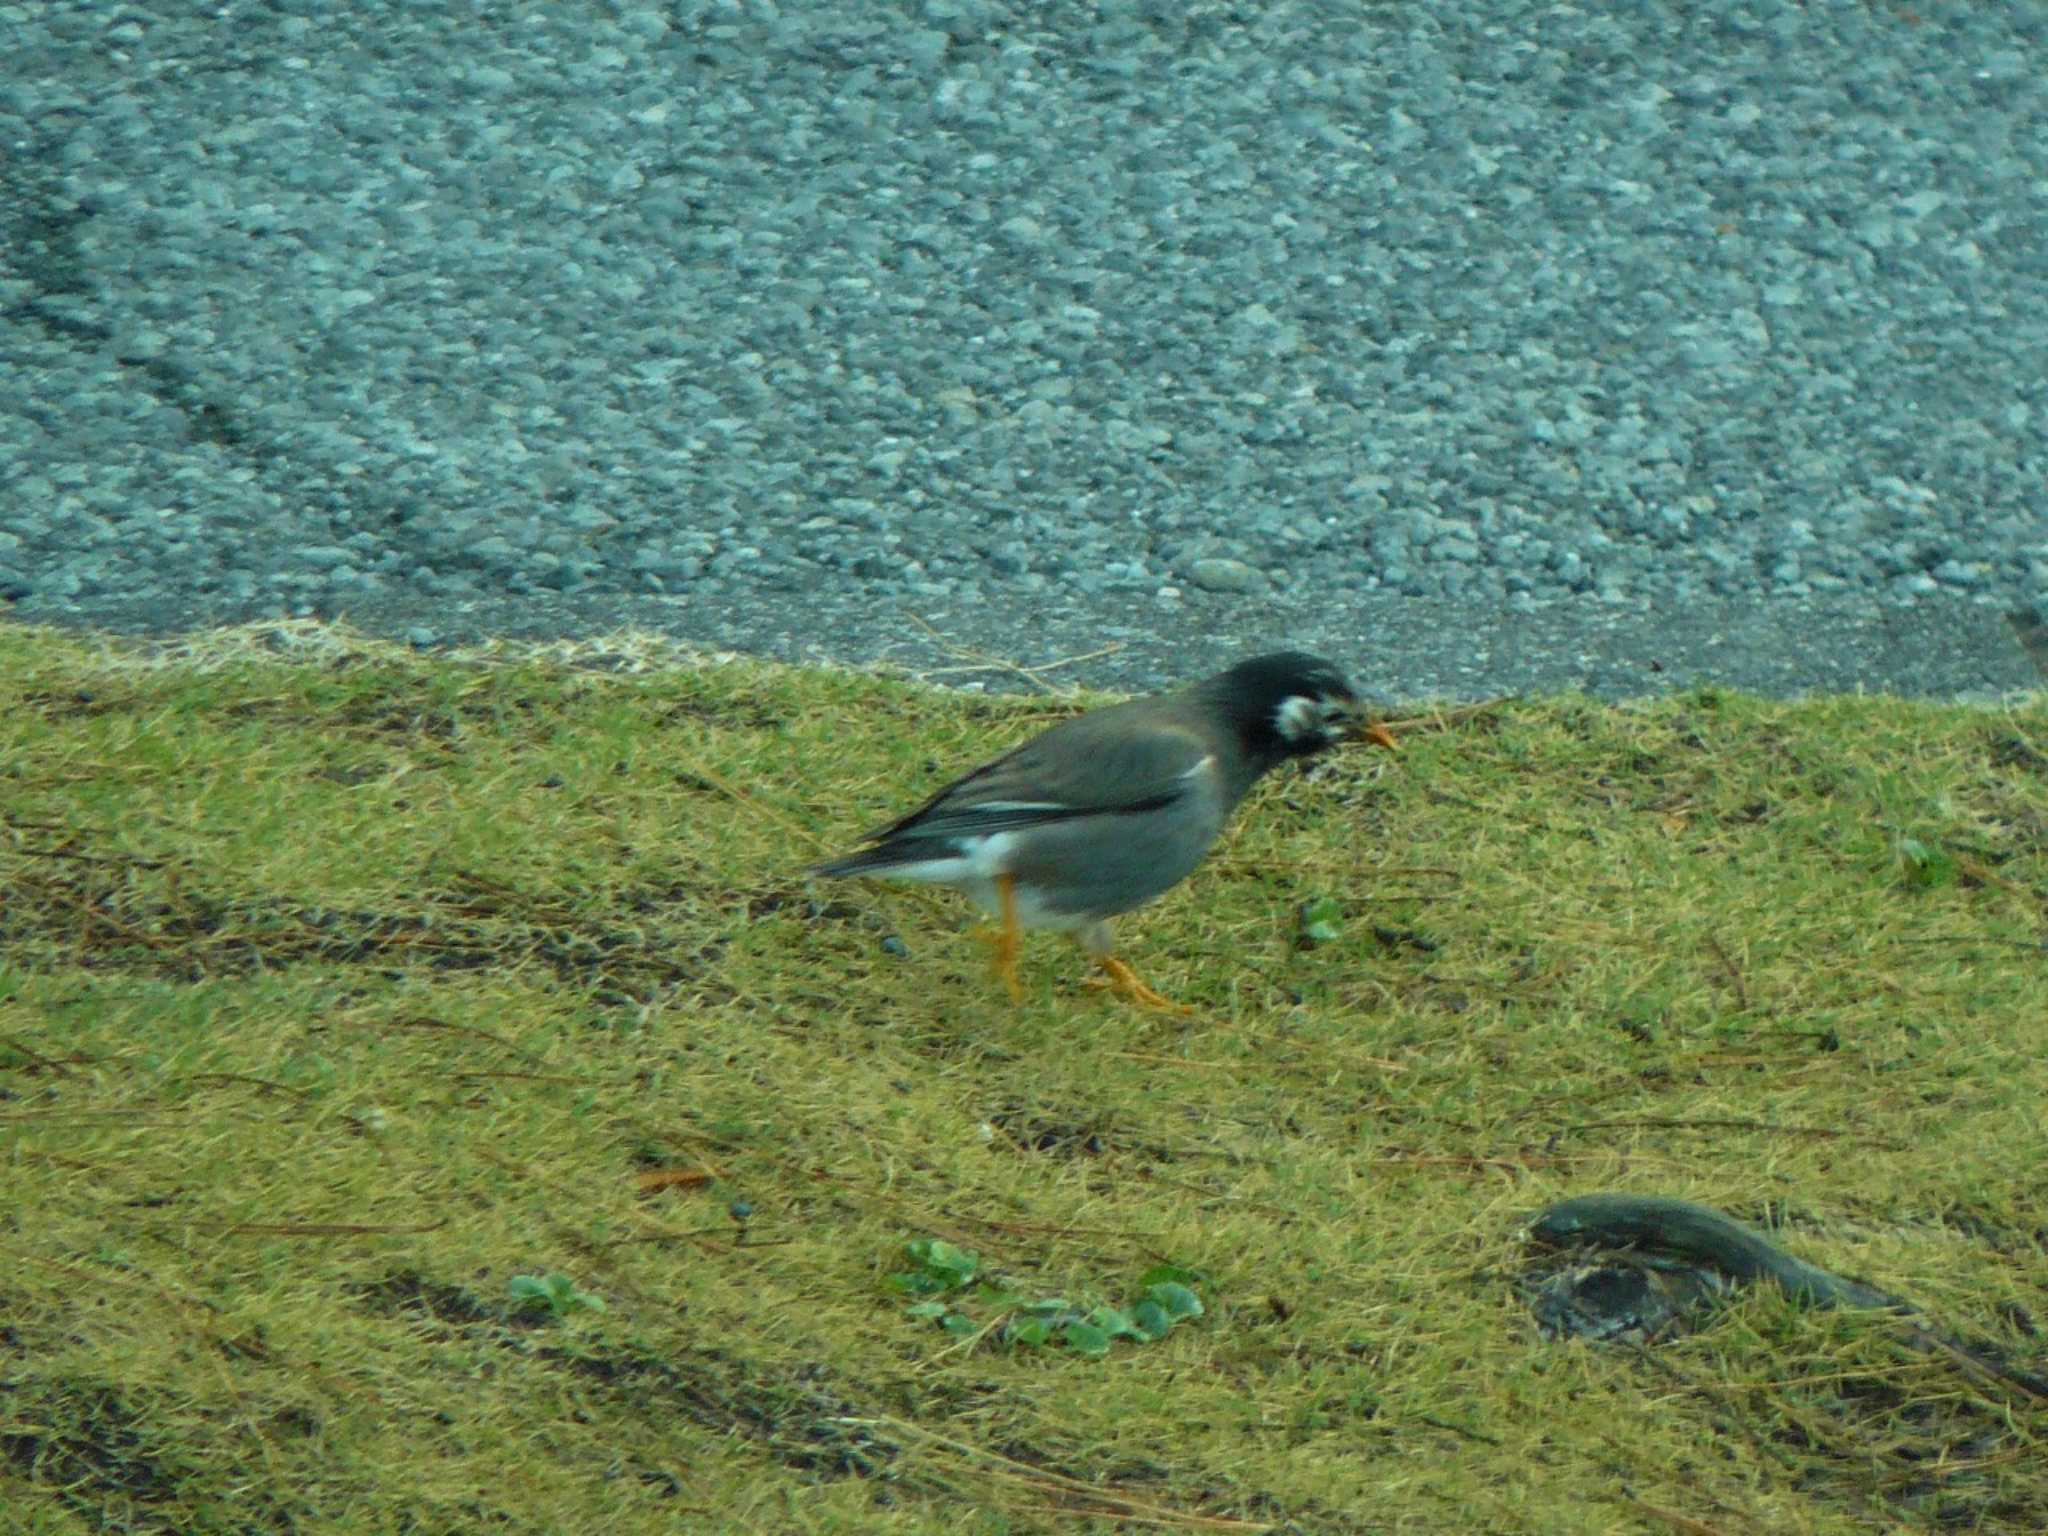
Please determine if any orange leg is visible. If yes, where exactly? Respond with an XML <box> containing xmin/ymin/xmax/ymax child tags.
<box><xmin>974</xmin><ymin>873</ymin><xmax>1024</xmax><ymax>1002</ymax></box>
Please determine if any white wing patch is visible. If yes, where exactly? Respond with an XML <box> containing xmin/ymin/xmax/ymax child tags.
<box><xmin>857</xmin><ymin>830</ymin><xmax>1026</xmax><ymax>886</ymax></box>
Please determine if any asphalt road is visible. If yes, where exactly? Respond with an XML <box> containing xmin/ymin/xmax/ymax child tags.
<box><xmin>4</xmin><ymin>3</ymin><xmax>2043</xmax><ymax>703</ymax></box>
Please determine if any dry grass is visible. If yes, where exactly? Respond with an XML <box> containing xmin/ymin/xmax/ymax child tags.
<box><xmin>2</xmin><ymin>617</ymin><xmax>2045</xmax><ymax>1535</ymax></box>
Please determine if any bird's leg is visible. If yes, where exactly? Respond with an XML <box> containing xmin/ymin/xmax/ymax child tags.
<box><xmin>974</xmin><ymin>873</ymin><xmax>1025</xmax><ymax>1002</ymax></box>
<box><xmin>1077</xmin><ymin>922</ymin><xmax>1192</xmax><ymax>1014</ymax></box>
<box><xmin>1093</xmin><ymin>956</ymin><xmax>1190</xmax><ymax>1012</ymax></box>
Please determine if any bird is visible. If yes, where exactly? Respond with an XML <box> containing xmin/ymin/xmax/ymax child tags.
<box><xmin>812</xmin><ymin>651</ymin><xmax>1398</xmax><ymax>1008</ymax></box>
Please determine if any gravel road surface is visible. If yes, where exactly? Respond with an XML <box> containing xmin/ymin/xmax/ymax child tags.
<box><xmin>3</xmin><ymin>2</ymin><xmax>2043</xmax><ymax>697</ymax></box>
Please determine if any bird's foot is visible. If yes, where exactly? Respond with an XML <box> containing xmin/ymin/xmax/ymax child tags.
<box><xmin>1089</xmin><ymin>956</ymin><xmax>1194</xmax><ymax>1014</ymax></box>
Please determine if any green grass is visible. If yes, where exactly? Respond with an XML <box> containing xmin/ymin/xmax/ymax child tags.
<box><xmin>2</xmin><ymin>618</ymin><xmax>2045</xmax><ymax>1535</ymax></box>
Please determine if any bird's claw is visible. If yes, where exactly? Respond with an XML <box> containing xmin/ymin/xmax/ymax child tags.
<box><xmin>1089</xmin><ymin>956</ymin><xmax>1194</xmax><ymax>1014</ymax></box>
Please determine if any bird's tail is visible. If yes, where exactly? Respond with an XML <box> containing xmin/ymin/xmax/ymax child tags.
<box><xmin>811</xmin><ymin>845</ymin><xmax>910</xmax><ymax>878</ymax></box>
<box><xmin>812</xmin><ymin>835</ymin><xmax>964</xmax><ymax>881</ymax></box>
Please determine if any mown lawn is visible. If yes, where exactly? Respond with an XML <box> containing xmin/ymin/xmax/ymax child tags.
<box><xmin>2</xmin><ymin>619</ymin><xmax>2044</xmax><ymax>1534</ymax></box>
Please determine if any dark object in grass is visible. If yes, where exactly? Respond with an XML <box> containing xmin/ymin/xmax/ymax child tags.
<box><xmin>1525</xmin><ymin>1257</ymin><xmax>1736</xmax><ymax>1344</ymax></box>
<box><xmin>1526</xmin><ymin>1193</ymin><xmax>2048</xmax><ymax>1402</ymax></box>
<box><xmin>1530</xmin><ymin>1193</ymin><xmax>1903</xmax><ymax>1318</ymax></box>
<box><xmin>1523</xmin><ymin>1193</ymin><xmax>1900</xmax><ymax>1344</ymax></box>
<box><xmin>1370</xmin><ymin>923</ymin><xmax>1440</xmax><ymax>953</ymax></box>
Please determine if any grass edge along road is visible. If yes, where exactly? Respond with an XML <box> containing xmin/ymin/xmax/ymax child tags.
<box><xmin>1</xmin><ymin>618</ymin><xmax>2044</xmax><ymax>1534</ymax></box>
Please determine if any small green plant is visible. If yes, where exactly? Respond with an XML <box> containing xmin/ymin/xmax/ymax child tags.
<box><xmin>891</xmin><ymin>1237</ymin><xmax>982</xmax><ymax>1295</ymax></box>
<box><xmin>1296</xmin><ymin>895</ymin><xmax>1345</xmax><ymax>947</ymax></box>
<box><xmin>1894</xmin><ymin>834</ymin><xmax>1958</xmax><ymax>890</ymax></box>
<box><xmin>888</xmin><ymin>1238</ymin><xmax>986</xmax><ymax>1339</ymax></box>
<box><xmin>507</xmin><ymin>1271</ymin><xmax>607</xmax><ymax>1321</ymax></box>
<box><xmin>888</xmin><ymin>1240</ymin><xmax>1204</xmax><ymax>1358</ymax></box>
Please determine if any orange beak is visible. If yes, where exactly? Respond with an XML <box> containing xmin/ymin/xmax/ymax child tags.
<box><xmin>1353</xmin><ymin>718</ymin><xmax>1399</xmax><ymax>751</ymax></box>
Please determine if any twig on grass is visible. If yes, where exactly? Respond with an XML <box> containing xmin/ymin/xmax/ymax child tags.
<box><xmin>387</xmin><ymin>1013</ymin><xmax>542</xmax><ymax>1063</ymax></box>
<box><xmin>1409</xmin><ymin>1412</ymin><xmax>1505</xmax><ymax>1446</ymax></box>
<box><xmin>12</xmin><ymin>844</ymin><xmax>168</xmax><ymax>869</ymax></box>
<box><xmin>1558</xmin><ymin>1116</ymin><xmax>1900</xmax><ymax>1147</ymax></box>
<box><xmin>1705</xmin><ymin>933</ymin><xmax>1752</xmax><ymax>1012</ymax></box>
<box><xmin>1378</xmin><ymin>695</ymin><xmax>1519</xmax><ymax>739</ymax></box>
<box><xmin>832</xmin><ymin>1415</ymin><xmax>1280</xmax><ymax>1532</ymax></box>
<box><xmin>179</xmin><ymin>1219</ymin><xmax>451</xmax><ymax>1237</ymax></box>
<box><xmin>179</xmin><ymin>1072</ymin><xmax>316</xmax><ymax>1100</ymax></box>
<box><xmin>0</xmin><ymin>1033</ymin><xmax>75</xmax><ymax>1075</ymax></box>
<box><xmin>902</xmin><ymin>612</ymin><xmax>1124</xmax><ymax>695</ymax></box>
<box><xmin>1624</xmin><ymin>1497</ymin><xmax>1737</xmax><ymax>1536</ymax></box>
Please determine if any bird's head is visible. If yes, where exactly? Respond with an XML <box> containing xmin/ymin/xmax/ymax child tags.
<box><xmin>1207</xmin><ymin>651</ymin><xmax>1399</xmax><ymax>762</ymax></box>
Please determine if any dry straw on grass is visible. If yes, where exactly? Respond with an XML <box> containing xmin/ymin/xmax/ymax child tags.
<box><xmin>1</xmin><ymin>617</ymin><xmax>2045</xmax><ymax>1534</ymax></box>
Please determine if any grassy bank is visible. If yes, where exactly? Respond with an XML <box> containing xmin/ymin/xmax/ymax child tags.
<box><xmin>2</xmin><ymin>620</ymin><xmax>2044</xmax><ymax>1534</ymax></box>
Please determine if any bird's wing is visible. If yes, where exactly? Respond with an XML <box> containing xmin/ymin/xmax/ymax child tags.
<box><xmin>853</xmin><ymin>707</ymin><xmax>1215</xmax><ymax>846</ymax></box>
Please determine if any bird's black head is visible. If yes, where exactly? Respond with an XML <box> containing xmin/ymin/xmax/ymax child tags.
<box><xmin>1199</xmin><ymin>650</ymin><xmax>1385</xmax><ymax>766</ymax></box>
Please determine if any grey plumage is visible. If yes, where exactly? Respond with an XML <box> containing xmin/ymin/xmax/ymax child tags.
<box><xmin>814</xmin><ymin>651</ymin><xmax>1396</xmax><ymax>1005</ymax></box>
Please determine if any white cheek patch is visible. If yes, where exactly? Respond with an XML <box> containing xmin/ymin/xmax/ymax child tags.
<box><xmin>1274</xmin><ymin>695</ymin><xmax>1322</xmax><ymax>741</ymax></box>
